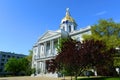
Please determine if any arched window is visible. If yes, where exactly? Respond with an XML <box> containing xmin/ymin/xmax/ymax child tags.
<box><xmin>42</xmin><ymin>46</ymin><xmax>44</xmax><ymax>51</ymax></box>
<box><xmin>69</xmin><ymin>25</ymin><xmax>71</xmax><ymax>32</ymax></box>
<box><xmin>66</xmin><ymin>20</ymin><xmax>68</xmax><ymax>23</ymax></box>
<box><xmin>74</xmin><ymin>26</ymin><xmax>76</xmax><ymax>30</ymax></box>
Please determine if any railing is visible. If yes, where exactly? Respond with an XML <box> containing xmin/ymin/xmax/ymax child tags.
<box><xmin>34</xmin><ymin>48</ymin><xmax>58</xmax><ymax>60</ymax></box>
<box><xmin>34</xmin><ymin>55</ymin><xmax>40</xmax><ymax>60</ymax></box>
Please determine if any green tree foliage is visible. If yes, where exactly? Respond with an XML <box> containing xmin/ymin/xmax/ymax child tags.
<box><xmin>26</xmin><ymin>50</ymin><xmax>33</xmax><ymax>62</ymax></box>
<box><xmin>113</xmin><ymin>54</ymin><xmax>120</xmax><ymax>76</ymax></box>
<box><xmin>83</xmin><ymin>19</ymin><xmax>120</xmax><ymax>49</ymax></box>
<box><xmin>57</xmin><ymin>38</ymin><xmax>68</xmax><ymax>53</ymax></box>
<box><xmin>82</xmin><ymin>19</ymin><xmax>120</xmax><ymax>69</ymax></box>
<box><xmin>4</xmin><ymin>58</ymin><xmax>20</xmax><ymax>75</ymax></box>
<box><xmin>114</xmin><ymin>54</ymin><xmax>120</xmax><ymax>67</ymax></box>
<box><xmin>4</xmin><ymin>57</ymin><xmax>32</xmax><ymax>76</ymax></box>
<box><xmin>26</xmin><ymin>50</ymin><xmax>35</xmax><ymax>75</ymax></box>
<box><xmin>19</xmin><ymin>57</ymin><xmax>32</xmax><ymax>75</ymax></box>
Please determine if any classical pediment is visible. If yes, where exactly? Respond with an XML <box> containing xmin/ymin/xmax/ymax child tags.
<box><xmin>38</xmin><ymin>30</ymin><xmax>61</xmax><ymax>42</ymax></box>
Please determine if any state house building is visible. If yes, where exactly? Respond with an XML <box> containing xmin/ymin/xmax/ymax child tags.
<box><xmin>32</xmin><ymin>8</ymin><xmax>91</xmax><ymax>77</ymax></box>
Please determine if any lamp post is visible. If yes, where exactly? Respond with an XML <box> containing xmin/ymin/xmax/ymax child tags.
<box><xmin>115</xmin><ymin>47</ymin><xmax>120</xmax><ymax>76</ymax></box>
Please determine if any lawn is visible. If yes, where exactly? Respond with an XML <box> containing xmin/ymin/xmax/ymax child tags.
<box><xmin>78</xmin><ymin>77</ymin><xmax>120</xmax><ymax>80</ymax></box>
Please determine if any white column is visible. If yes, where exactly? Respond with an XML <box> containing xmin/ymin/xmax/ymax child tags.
<box><xmin>37</xmin><ymin>62</ymin><xmax>40</xmax><ymax>74</ymax></box>
<box><xmin>44</xmin><ymin>42</ymin><xmax>46</xmax><ymax>57</ymax></box>
<box><xmin>52</xmin><ymin>40</ymin><xmax>54</xmax><ymax>55</ymax></box>
<box><xmin>36</xmin><ymin>61</ymin><xmax>38</xmax><ymax>74</ymax></box>
<box><xmin>40</xmin><ymin>62</ymin><xmax>43</xmax><ymax>73</ymax></box>
<box><xmin>44</xmin><ymin>61</ymin><xmax>46</xmax><ymax>73</ymax></box>
<box><xmin>65</xmin><ymin>24</ymin><xmax>67</xmax><ymax>31</ymax></box>
<box><xmin>42</xmin><ymin>61</ymin><xmax>46</xmax><ymax>74</ymax></box>
<box><xmin>71</xmin><ymin>25</ymin><xmax>74</xmax><ymax>32</ymax></box>
<box><xmin>40</xmin><ymin>62</ymin><xmax>44</xmax><ymax>73</ymax></box>
<box><xmin>38</xmin><ymin>44</ymin><xmax>40</xmax><ymax>59</ymax></box>
<box><xmin>54</xmin><ymin>38</ymin><xmax>59</xmax><ymax>55</ymax></box>
<box><xmin>41</xmin><ymin>62</ymin><xmax>43</xmax><ymax>73</ymax></box>
<box><xmin>50</xmin><ymin>40</ymin><xmax>54</xmax><ymax>56</ymax></box>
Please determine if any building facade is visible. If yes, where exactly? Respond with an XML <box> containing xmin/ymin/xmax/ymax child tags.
<box><xmin>32</xmin><ymin>8</ymin><xmax>91</xmax><ymax>76</ymax></box>
<box><xmin>0</xmin><ymin>51</ymin><xmax>26</xmax><ymax>75</ymax></box>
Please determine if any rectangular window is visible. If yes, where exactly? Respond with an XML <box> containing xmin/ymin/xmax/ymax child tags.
<box><xmin>1</xmin><ymin>59</ymin><xmax>5</xmax><ymax>61</ymax></box>
<box><xmin>2</xmin><ymin>55</ymin><xmax>6</xmax><ymax>57</ymax></box>
<box><xmin>74</xmin><ymin>26</ymin><xmax>76</xmax><ymax>30</ymax></box>
<box><xmin>7</xmin><ymin>55</ymin><xmax>11</xmax><ymax>58</ymax></box>
<box><xmin>1</xmin><ymin>63</ymin><xmax>4</xmax><ymax>66</ymax></box>
<box><xmin>0</xmin><ymin>69</ymin><xmax>2</xmax><ymax>72</ymax></box>
<box><xmin>17</xmin><ymin>57</ymin><xmax>19</xmax><ymax>58</ymax></box>
<box><xmin>69</xmin><ymin>26</ymin><xmax>71</xmax><ymax>32</ymax></box>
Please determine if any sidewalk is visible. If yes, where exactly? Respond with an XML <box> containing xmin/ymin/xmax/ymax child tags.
<box><xmin>0</xmin><ymin>76</ymin><xmax>66</xmax><ymax>80</ymax></box>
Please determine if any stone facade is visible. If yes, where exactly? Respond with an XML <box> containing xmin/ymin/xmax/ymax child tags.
<box><xmin>32</xmin><ymin>8</ymin><xmax>91</xmax><ymax>77</ymax></box>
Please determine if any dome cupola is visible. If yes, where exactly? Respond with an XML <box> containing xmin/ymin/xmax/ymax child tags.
<box><xmin>60</xmin><ymin>8</ymin><xmax>77</xmax><ymax>32</ymax></box>
<box><xmin>61</xmin><ymin>8</ymin><xmax>77</xmax><ymax>26</ymax></box>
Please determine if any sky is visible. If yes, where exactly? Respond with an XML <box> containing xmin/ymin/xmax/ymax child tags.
<box><xmin>0</xmin><ymin>0</ymin><xmax>120</xmax><ymax>55</ymax></box>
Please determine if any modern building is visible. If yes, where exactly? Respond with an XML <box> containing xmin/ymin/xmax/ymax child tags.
<box><xmin>32</xmin><ymin>8</ymin><xmax>91</xmax><ymax>77</ymax></box>
<box><xmin>0</xmin><ymin>51</ymin><xmax>26</xmax><ymax>75</ymax></box>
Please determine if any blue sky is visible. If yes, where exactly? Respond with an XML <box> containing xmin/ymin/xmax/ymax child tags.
<box><xmin>0</xmin><ymin>0</ymin><xmax>120</xmax><ymax>55</ymax></box>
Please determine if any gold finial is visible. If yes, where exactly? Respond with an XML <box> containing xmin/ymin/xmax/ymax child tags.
<box><xmin>66</xmin><ymin>8</ymin><xmax>69</xmax><ymax>12</ymax></box>
<box><xmin>66</xmin><ymin>8</ymin><xmax>70</xmax><ymax>16</ymax></box>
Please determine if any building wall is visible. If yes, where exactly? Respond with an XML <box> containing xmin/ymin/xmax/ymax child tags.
<box><xmin>32</xmin><ymin>27</ymin><xmax>91</xmax><ymax>75</ymax></box>
<box><xmin>71</xmin><ymin>26</ymin><xmax>91</xmax><ymax>41</ymax></box>
<box><xmin>32</xmin><ymin>9</ymin><xmax>91</xmax><ymax>76</ymax></box>
<box><xmin>32</xmin><ymin>38</ymin><xmax>59</xmax><ymax>74</ymax></box>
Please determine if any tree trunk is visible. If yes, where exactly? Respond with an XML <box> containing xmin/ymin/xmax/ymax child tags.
<box><xmin>75</xmin><ymin>75</ymin><xmax>77</xmax><ymax>80</ymax></box>
<box><xmin>71</xmin><ymin>75</ymin><xmax>72</xmax><ymax>80</ymax></box>
<box><xmin>74</xmin><ymin>72</ymin><xmax>77</xmax><ymax>80</ymax></box>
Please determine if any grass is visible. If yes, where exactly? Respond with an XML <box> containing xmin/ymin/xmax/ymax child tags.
<box><xmin>78</xmin><ymin>77</ymin><xmax>120</xmax><ymax>80</ymax></box>
<box><xmin>0</xmin><ymin>76</ymin><xmax>119</xmax><ymax>80</ymax></box>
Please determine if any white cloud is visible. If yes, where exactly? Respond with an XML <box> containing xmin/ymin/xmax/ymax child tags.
<box><xmin>95</xmin><ymin>11</ymin><xmax>107</xmax><ymax>16</ymax></box>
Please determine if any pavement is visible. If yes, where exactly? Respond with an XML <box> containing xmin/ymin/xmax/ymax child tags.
<box><xmin>0</xmin><ymin>76</ymin><xmax>71</xmax><ymax>80</ymax></box>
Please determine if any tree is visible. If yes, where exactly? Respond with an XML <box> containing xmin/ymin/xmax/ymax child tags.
<box><xmin>4</xmin><ymin>57</ymin><xmax>32</xmax><ymax>76</ymax></box>
<box><xmin>4</xmin><ymin>58</ymin><xmax>20</xmax><ymax>75</ymax></box>
<box><xmin>83</xmin><ymin>19</ymin><xmax>120</xmax><ymax>49</ymax></box>
<box><xmin>26</xmin><ymin>50</ymin><xmax>33</xmax><ymax>62</ymax></box>
<box><xmin>113</xmin><ymin>52</ymin><xmax>120</xmax><ymax>76</ymax></box>
<box><xmin>48</xmin><ymin>38</ymin><xmax>88</xmax><ymax>80</ymax></box>
<box><xmin>25</xmin><ymin>50</ymin><xmax>33</xmax><ymax>75</ymax></box>
<box><xmin>19</xmin><ymin>58</ymin><xmax>32</xmax><ymax>75</ymax></box>
<box><xmin>57</xmin><ymin>38</ymin><xmax>88</xmax><ymax>80</ymax></box>
<box><xmin>81</xmin><ymin>39</ymin><xmax>116</xmax><ymax>76</ymax></box>
<box><xmin>48</xmin><ymin>38</ymin><xmax>116</xmax><ymax>79</ymax></box>
<box><xmin>82</xmin><ymin>19</ymin><xmax>120</xmax><ymax>76</ymax></box>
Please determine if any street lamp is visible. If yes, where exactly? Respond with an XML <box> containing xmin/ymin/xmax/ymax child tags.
<box><xmin>115</xmin><ymin>47</ymin><xmax>120</xmax><ymax>76</ymax></box>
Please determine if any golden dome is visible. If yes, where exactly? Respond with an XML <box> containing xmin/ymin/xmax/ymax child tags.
<box><xmin>62</xmin><ymin>15</ymin><xmax>75</xmax><ymax>22</ymax></box>
<box><xmin>61</xmin><ymin>8</ymin><xmax>77</xmax><ymax>25</ymax></box>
